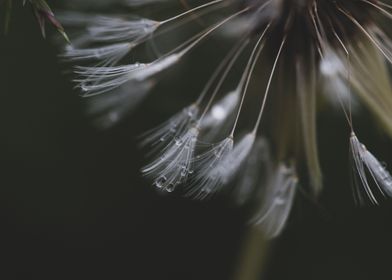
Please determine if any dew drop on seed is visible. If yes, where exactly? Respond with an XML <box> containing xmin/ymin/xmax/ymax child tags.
<box><xmin>81</xmin><ymin>84</ymin><xmax>88</xmax><ymax>92</ymax></box>
<box><xmin>214</xmin><ymin>149</ymin><xmax>222</xmax><ymax>157</ymax></box>
<box><xmin>166</xmin><ymin>184</ymin><xmax>175</xmax><ymax>193</ymax></box>
<box><xmin>155</xmin><ymin>176</ymin><xmax>167</xmax><ymax>189</ymax></box>
<box><xmin>175</xmin><ymin>138</ymin><xmax>182</xmax><ymax>146</ymax></box>
<box><xmin>181</xmin><ymin>168</ymin><xmax>188</xmax><ymax>177</ymax></box>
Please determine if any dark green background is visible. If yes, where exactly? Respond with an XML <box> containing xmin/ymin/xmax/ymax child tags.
<box><xmin>1</xmin><ymin>3</ymin><xmax>392</xmax><ymax>280</ymax></box>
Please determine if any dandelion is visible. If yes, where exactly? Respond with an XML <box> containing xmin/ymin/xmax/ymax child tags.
<box><xmin>61</xmin><ymin>0</ymin><xmax>392</xmax><ymax>237</ymax></box>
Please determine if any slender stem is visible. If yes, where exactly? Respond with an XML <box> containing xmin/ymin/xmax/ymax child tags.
<box><xmin>158</xmin><ymin>6</ymin><xmax>249</xmax><ymax>61</ymax></box>
<box><xmin>178</xmin><ymin>7</ymin><xmax>250</xmax><ymax>57</ymax></box>
<box><xmin>154</xmin><ymin>0</ymin><xmax>227</xmax><ymax>38</ymax></box>
<box><xmin>199</xmin><ymin>38</ymin><xmax>249</xmax><ymax>120</ymax></box>
<box><xmin>332</xmin><ymin>31</ymin><xmax>354</xmax><ymax>131</ymax></box>
<box><xmin>160</xmin><ymin>0</ymin><xmax>226</xmax><ymax>25</ymax></box>
<box><xmin>230</xmin><ymin>24</ymin><xmax>270</xmax><ymax>137</ymax></box>
<box><xmin>337</xmin><ymin>5</ymin><xmax>392</xmax><ymax>64</ymax></box>
<box><xmin>195</xmin><ymin>35</ymin><xmax>250</xmax><ymax>106</ymax></box>
<box><xmin>252</xmin><ymin>36</ymin><xmax>286</xmax><ymax>134</ymax></box>
<box><xmin>361</xmin><ymin>0</ymin><xmax>392</xmax><ymax>20</ymax></box>
<box><xmin>378</xmin><ymin>1</ymin><xmax>392</xmax><ymax>10</ymax></box>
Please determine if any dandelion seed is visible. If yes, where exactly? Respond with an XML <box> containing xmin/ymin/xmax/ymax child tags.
<box><xmin>61</xmin><ymin>15</ymin><xmax>159</xmax><ymax>48</ymax></box>
<box><xmin>233</xmin><ymin>138</ymin><xmax>271</xmax><ymax>206</ymax></box>
<box><xmin>62</xmin><ymin>43</ymin><xmax>132</xmax><ymax>66</ymax></box>
<box><xmin>187</xmin><ymin>137</ymin><xmax>234</xmax><ymax>199</ymax></box>
<box><xmin>185</xmin><ymin>28</ymin><xmax>269</xmax><ymax>199</ymax></box>
<box><xmin>141</xmin><ymin>126</ymin><xmax>199</xmax><ymax>193</ymax></box>
<box><xmin>219</xmin><ymin>133</ymin><xmax>257</xmax><ymax>184</ymax></box>
<box><xmin>86</xmin><ymin>17</ymin><xmax>159</xmax><ymax>45</ymax></box>
<box><xmin>250</xmin><ymin>163</ymin><xmax>298</xmax><ymax>239</ymax></box>
<box><xmin>350</xmin><ymin>133</ymin><xmax>392</xmax><ymax>205</ymax></box>
<box><xmin>140</xmin><ymin>104</ymin><xmax>200</xmax><ymax>152</ymax></box>
<box><xmin>74</xmin><ymin>62</ymin><xmax>146</xmax><ymax>96</ymax></box>
<box><xmin>58</xmin><ymin>15</ymin><xmax>159</xmax><ymax>67</ymax></box>
<box><xmin>74</xmin><ymin>53</ymin><xmax>180</xmax><ymax>96</ymax></box>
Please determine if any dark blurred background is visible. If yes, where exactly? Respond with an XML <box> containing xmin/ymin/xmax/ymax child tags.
<box><xmin>1</xmin><ymin>3</ymin><xmax>392</xmax><ymax>280</ymax></box>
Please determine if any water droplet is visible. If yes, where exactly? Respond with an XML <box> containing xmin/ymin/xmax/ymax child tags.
<box><xmin>154</xmin><ymin>176</ymin><xmax>167</xmax><ymax>189</ymax></box>
<box><xmin>166</xmin><ymin>184</ymin><xmax>176</xmax><ymax>193</ymax></box>
<box><xmin>175</xmin><ymin>138</ymin><xmax>183</xmax><ymax>146</ymax></box>
<box><xmin>181</xmin><ymin>169</ymin><xmax>188</xmax><ymax>177</ymax></box>
<box><xmin>81</xmin><ymin>84</ymin><xmax>88</xmax><ymax>92</ymax></box>
<box><xmin>93</xmin><ymin>50</ymin><xmax>101</xmax><ymax>58</ymax></box>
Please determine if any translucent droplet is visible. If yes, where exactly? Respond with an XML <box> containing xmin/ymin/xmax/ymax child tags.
<box><xmin>155</xmin><ymin>176</ymin><xmax>167</xmax><ymax>189</ymax></box>
<box><xmin>166</xmin><ymin>184</ymin><xmax>175</xmax><ymax>193</ymax></box>
<box><xmin>94</xmin><ymin>50</ymin><xmax>101</xmax><ymax>58</ymax></box>
<box><xmin>81</xmin><ymin>84</ymin><xmax>89</xmax><ymax>92</ymax></box>
<box><xmin>181</xmin><ymin>168</ymin><xmax>188</xmax><ymax>177</ymax></box>
<box><xmin>214</xmin><ymin>149</ymin><xmax>222</xmax><ymax>158</ymax></box>
<box><xmin>175</xmin><ymin>138</ymin><xmax>183</xmax><ymax>146</ymax></box>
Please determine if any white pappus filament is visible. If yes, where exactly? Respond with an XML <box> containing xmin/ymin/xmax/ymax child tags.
<box><xmin>74</xmin><ymin>54</ymin><xmax>179</xmax><ymax>96</ymax></box>
<box><xmin>62</xmin><ymin>43</ymin><xmax>133</xmax><ymax>66</ymax></box>
<box><xmin>234</xmin><ymin>138</ymin><xmax>271</xmax><ymax>205</ymax></box>
<box><xmin>250</xmin><ymin>163</ymin><xmax>298</xmax><ymax>239</ymax></box>
<box><xmin>187</xmin><ymin>137</ymin><xmax>234</xmax><ymax>199</ymax></box>
<box><xmin>140</xmin><ymin>104</ymin><xmax>200</xmax><ymax>153</ymax></box>
<box><xmin>141</xmin><ymin>126</ymin><xmax>199</xmax><ymax>193</ymax></box>
<box><xmin>350</xmin><ymin>132</ymin><xmax>392</xmax><ymax>205</ymax></box>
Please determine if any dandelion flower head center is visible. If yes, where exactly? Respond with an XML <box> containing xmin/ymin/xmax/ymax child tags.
<box><xmin>241</xmin><ymin>0</ymin><xmax>377</xmax><ymax>56</ymax></box>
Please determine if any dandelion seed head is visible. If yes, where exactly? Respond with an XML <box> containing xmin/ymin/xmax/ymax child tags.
<box><xmin>61</xmin><ymin>0</ymin><xmax>392</xmax><ymax>237</ymax></box>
